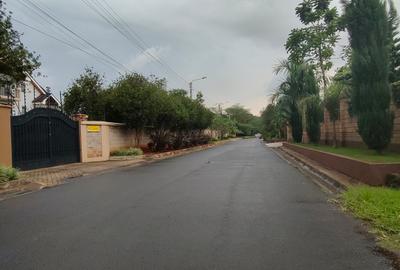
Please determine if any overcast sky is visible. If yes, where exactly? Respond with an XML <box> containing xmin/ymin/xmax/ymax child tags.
<box><xmin>7</xmin><ymin>0</ymin><xmax>400</xmax><ymax>115</ymax></box>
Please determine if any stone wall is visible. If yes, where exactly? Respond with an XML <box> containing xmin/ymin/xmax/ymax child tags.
<box><xmin>320</xmin><ymin>99</ymin><xmax>400</xmax><ymax>152</ymax></box>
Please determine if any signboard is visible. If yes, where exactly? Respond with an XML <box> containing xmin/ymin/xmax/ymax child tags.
<box><xmin>87</xmin><ymin>125</ymin><xmax>101</xmax><ymax>133</ymax></box>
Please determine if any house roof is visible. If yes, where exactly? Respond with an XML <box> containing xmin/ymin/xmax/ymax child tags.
<box><xmin>24</xmin><ymin>72</ymin><xmax>61</xmax><ymax>106</ymax></box>
<box><xmin>24</xmin><ymin>72</ymin><xmax>47</xmax><ymax>96</ymax></box>
<box><xmin>32</xmin><ymin>93</ymin><xmax>61</xmax><ymax>105</ymax></box>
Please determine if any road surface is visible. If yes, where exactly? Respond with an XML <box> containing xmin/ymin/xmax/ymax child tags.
<box><xmin>0</xmin><ymin>139</ymin><xmax>392</xmax><ymax>269</ymax></box>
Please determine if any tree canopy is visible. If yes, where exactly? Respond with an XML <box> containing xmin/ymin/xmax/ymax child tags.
<box><xmin>0</xmin><ymin>1</ymin><xmax>40</xmax><ymax>83</ymax></box>
<box><xmin>285</xmin><ymin>0</ymin><xmax>340</xmax><ymax>93</ymax></box>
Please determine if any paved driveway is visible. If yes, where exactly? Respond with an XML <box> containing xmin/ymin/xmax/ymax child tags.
<box><xmin>0</xmin><ymin>139</ymin><xmax>391</xmax><ymax>269</ymax></box>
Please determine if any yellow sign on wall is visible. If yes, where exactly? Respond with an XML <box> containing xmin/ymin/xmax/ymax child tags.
<box><xmin>87</xmin><ymin>125</ymin><xmax>101</xmax><ymax>133</ymax></box>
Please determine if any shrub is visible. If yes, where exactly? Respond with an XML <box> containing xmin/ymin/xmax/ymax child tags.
<box><xmin>0</xmin><ymin>166</ymin><xmax>20</xmax><ymax>182</ymax></box>
<box><xmin>386</xmin><ymin>173</ymin><xmax>400</xmax><ymax>189</ymax></box>
<box><xmin>111</xmin><ymin>147</ymin><xmax>143</xmax><ymax>156</ymax></box>
<box><xmin>357</xmin><ymin>110</ymin><xmax>394</xmax><ymax>153</ymax></box>
<box><xmin>301</xmin><ymin>95</ymin><xmax>323</xmax><ymax>144</ymax></box>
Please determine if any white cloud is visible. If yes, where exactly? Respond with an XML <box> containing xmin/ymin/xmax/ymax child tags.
<box><xmin>127</xmin><ymin>46</ymin><xmax>170</xmax><ymax>70</ymax></box>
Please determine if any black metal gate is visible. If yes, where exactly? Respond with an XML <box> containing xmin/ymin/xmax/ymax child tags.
<box><xmin>12</xmin><ymin>108</ymin><xmax>80</xmax><ymax>170</ymax></box>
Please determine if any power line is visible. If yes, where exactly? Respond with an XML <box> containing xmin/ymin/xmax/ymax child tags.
<box><xmin>81</xmin><ymin>0</ymin><xmax>188</xmax><ymax>84</ymax></box>
<box><xmin>20</xmin><ymin>0</ymin><xmax>132</xmax><ymax>73</ymax></box>
<box><xmin>12</xmin><ymin>18</ymin><xmax>123</xmax><ymax>72</ymax></box>
<box><xmin>15</xmin><ymin>0</ymin><xmax>95</xmax><ymax>53</ymax></box>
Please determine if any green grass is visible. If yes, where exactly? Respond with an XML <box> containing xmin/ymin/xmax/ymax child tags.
<box><xmin>0</xmin><ymin>166</ymin><xmax>19</xmax><ymax>183</ymax></box>
<box><xmin>110</xmin><ymin>147</ymin><xmax>143</xmax><ymax>157</ymax></box>
<box><xmin>296</xmin><ymin>143</ymin><xmax>400</xmax><ymax>163</ymax></box>
<box><xmin>342</xmin><ymin>186</ymin><xmax>400</xmax><ymax>250</ymax></box>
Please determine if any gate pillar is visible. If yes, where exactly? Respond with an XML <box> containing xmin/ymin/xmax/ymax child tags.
<box><xmin>0</xmin><ymin>105</ymin><xmax>12</xmax><ymax>166</ymax></box>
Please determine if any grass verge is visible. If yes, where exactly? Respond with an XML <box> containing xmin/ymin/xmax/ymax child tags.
<box><xmin>341</xmin><ymin>186</ymin><xmax>400</xmax><ymax>251</ymax></box>
<box><xmin>297</xmin><ymin>143</ymin><xmax>400</xmax><ymax>163</ymax></box>
<box><xmin>110</xmin><ymin>147</ymin><xmax>143</xmax><ymax>157</ymax></box>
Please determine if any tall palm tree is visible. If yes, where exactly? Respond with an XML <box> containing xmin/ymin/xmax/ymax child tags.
<box><xmin>273</xmin><ymin>60</ymin><xmax>319</xmax><ymax>143</ymax></box>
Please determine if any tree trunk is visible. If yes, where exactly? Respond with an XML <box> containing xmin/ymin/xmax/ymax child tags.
<box><xmin>318</xmin><ymin>46</ymin><xmax>328</xmax><ymax>96</ymax></box>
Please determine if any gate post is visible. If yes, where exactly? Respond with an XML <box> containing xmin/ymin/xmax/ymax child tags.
<box><xmin>0</xmin><ymin>104</ymin><xmax>12</xmax><ymax>166</ymax></box>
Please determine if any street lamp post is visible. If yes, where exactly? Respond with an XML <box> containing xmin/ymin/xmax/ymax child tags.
<box><xmin>189</xmin><ymin>76</ymin><xmax>207</xmax><ymax>99</ymax></box>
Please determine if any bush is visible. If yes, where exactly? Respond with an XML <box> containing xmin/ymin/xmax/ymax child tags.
<box><xmin>386</xmin><ymin>173</ymin><xmax>400</xmax><ymax>189</ymax></box>
<box><xmin>111</xmin><ymin>147</ymin><xmax>143</xmax><ymax>156</ymax></box>
<box><xmin>0</xmin><ymin>166</ymin><xmax>19</xmax><ymax>182</ymax></box>
<box><xmin>357</xmin><ymin>110</ymin><xmax>394</xmax><ymax>152</ymax></box>
<box><xmin>301</xmin><ymin>95</ymin><xmax>323</xmax><ymax>144</ymax></box>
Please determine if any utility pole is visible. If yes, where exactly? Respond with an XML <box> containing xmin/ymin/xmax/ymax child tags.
<box><xmin>189</xmin><ymin>76</ymin><xmax>207</xmax><ymax>99</ymax></box>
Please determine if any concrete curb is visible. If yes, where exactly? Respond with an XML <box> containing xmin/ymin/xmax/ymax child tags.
<box><xmin>270</xmin><ymin>145</ymin><xmax>352</xmax><ymax>194</ymax></box>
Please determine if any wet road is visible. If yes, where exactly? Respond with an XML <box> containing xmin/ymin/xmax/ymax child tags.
<box><xmin>0</xmin><ymin>139</ymin><xmax>391</xmax><ymax>269</ymax></box>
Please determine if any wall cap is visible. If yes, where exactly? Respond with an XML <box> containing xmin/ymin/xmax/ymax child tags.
<box><xmin>0</xmin><ymin>104</ymin><xmax>12</xmax><ymax>109</ymax></box>
<box><xmin>81</xmin><ymin>121</ymin><xmax>125</xmax><ymax>127</ymax></box>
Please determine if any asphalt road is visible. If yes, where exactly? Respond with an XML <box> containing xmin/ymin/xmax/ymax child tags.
<box><xmin>0</xmin><ymin>139</ymin><xmax>392</xmax><ymax>269</ymax></box>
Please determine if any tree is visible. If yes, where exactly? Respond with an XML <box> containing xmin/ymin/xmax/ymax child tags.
<box><xmin>225</xmin><ymin>105</ymin><xmax>253</xmax><ymax>124</ymax></box>
<box><xmin>261</xmin><ymin>104</ymin><xmax>286</xmax><ymax>139</ymax></box>
<box><xmin>106</xmin><ymin>73</ymin><xmax>162</xmax><ymax>145</ymax></box>
<box><xmin>273</xmin><ymin>60</ymin><xmax>319</xmax><ymax>142</ymax></box>
<box><xmin>344</xmin><ymin>0</ymin><xmax>393</xmax><ymax>152</ymax></box>
<box><xmin>300</xmin><ymin>95</ymin><xmax>323</xmax><ymax>143</ymax></box>
<box><xmin>211</xmin><ymin>114</ymin><xmax>238</xmax><ymax>139</ymax></box>
<box><xmin>285</xmin><ymin>0</ymin><xmax>340</xmax><ymax>93</ymax></box>
<box><xmin>0</xmin><ymin>1</ymin><xmax>40</xmax><ymax>84</ymax></box>
<box><xmin>63</xmin><ymin>68</ymin><xmax>106</xmax><ymax>120</ymax></box>
<box><xmin>324</xmin><ymin>82</ymin><xmax>342</xmax><ymax>147</ymax></box>
<box><xmin>225</xmin><ymin>104</ymin><xmax>261</xmax><ymax>136</ymax></box>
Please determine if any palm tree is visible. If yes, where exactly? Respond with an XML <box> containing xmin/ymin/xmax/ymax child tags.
<box><xmin>273</xmin><ymin>60</ymin><xmax>319</xmax><ymax>143</ymax></box>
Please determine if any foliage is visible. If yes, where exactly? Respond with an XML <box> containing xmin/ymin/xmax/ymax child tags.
<box><xmin>300</xmin><ymin>95</ymin><xmax>323</xmax><ymax>143</ymax></box>
<box><xmin>105</xmin><ymin>73</ymin><xmax>163</xmax><ymax>130</ymax></box>
<box><xmin>342</xmin><ymin>186</ymin><xmax>400</xmax><ymax>250</ymax></box>
<box><xmin>225</xmin><ymin>105</ymin><xmax>253</xmax><ymax>124</ymax></box>
<box><xmin>63</xmin><ymin>68</ymin><xmax>106</xmax><ymax>120</ymax></box>
<box><xmin>344</xmin><ymin>0</ymin><xmax>394</xmax><ymax>152</ymax></box>
<box><xmin>386</xmin><ymin>173</ymin><xmax>400</xmax><ymax>189</ymax></box>
<box><xmin>111</xmin><ymin>147</ymin><xmax>143</xmax><ymax>156</ymax></box>
<box><xmin>225</xmin><ymin>104</ymin><xmax>261</xmax><ymax>136</ymax></box>
<box><xmin>260</xmin><ymin>103</ymin><xmax>286</xmax><ymax>139</ymax></box>
<box><xmin>211</xmin><ymin>114</ymin><xmax>238</xmax><ymax>139</ymax></box>
<box><xmin>273</xmin><ymin>60</ymin><xmax>319</xmax><ymax>142</ymax></box>
<box><xmin>0</xmin><ymin>1</ymin><xmax>40</xmax><ymax>84</ymax></box>
<box><xmin>296</xmin><ymin>143</ymin><xmax>400</xmax><ymax>163</ymax></box>
<box><xmin>324</xmin><ymin>80</ymin><xmax>345</xmax><ymax>147</ymax></box>
<box><xmin>285</xmin><ymin>0</ymin><xmax>340</xmax><ymax>92</ymax></box>
<box><xmin>388</xmin><ymin>0</ymin><xmax>400</xmax><ymax>83</ymax></box>
<box><xmin>324</xmin><ymin>83</ymin><xmax>342</xmax><ymax>122</ymax></box>
<box><xmin>0</xmin><ymin>166</ymin><xmax>19</xmax><ymax>182</ymax></box>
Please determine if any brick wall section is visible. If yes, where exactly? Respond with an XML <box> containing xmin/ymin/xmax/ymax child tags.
<box><xmin>283</xmin><ymin>143</ymin><xmax>400</xmax><ymax>186</ymax></box>
<box><xmin>320</xmin><ymin>99</ymin><xmax>400</xmax><ymax>151</ymax></box>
